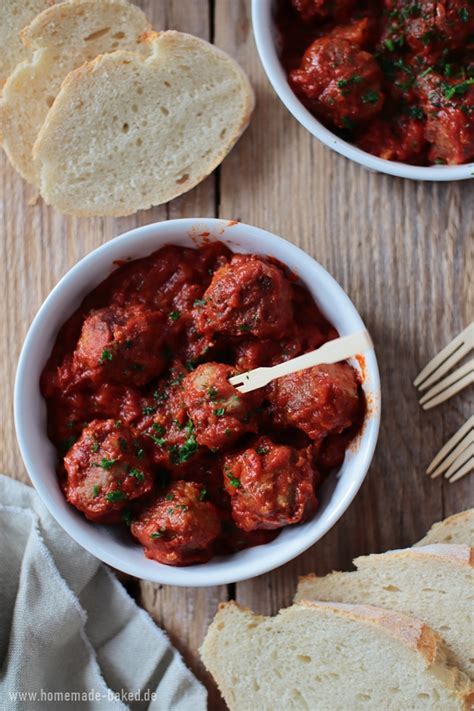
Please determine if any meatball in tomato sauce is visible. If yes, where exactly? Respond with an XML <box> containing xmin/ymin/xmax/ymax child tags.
<box><xmin>64</xmin><ymin>419</ymin><xmax>153</xmax><ymax>523</ymax></box>
<box><xmin>182</xmin><ymin>363</ymin><xmax>262</xmax><ymax>450</ymax></box>
<box><xmin>74</xmin><ymin>305</ymin><xmax>167</xmax><ymax>387</ymax></box>
<box><xmin>292</xmin><ymin>0</ymin><xmax>356</xmax><ymax>23</ymax></box>
<box><xmin>131</xmin><ymin>481</ymin><xmax>221</xmax><ymax>565</ymax></box>
<box><xmin>195</xmin><ymin>254</ymin><xmax>294</xmax><ymax>339</ymax></box>
<box><xmin>290</xmin><ymin>37</ymin><xmax>384</xmax><ymax>129</ymax></box>
<box><xmin>223</xmin><ymin>437</ymin><xmax>318</xmax><ymax>532</ymax></box>
<box><xmin>267</xmin><ymin>362</ymin><xmax>361</xmax><ymax>441</ymax></box>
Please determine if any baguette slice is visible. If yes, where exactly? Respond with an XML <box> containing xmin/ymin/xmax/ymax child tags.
<box><xmin>415</xmin><ymin>510</ymin><xmax>474</xmax><ymax>547</ymax></box>
<box><xmin>295</xmin><ymin>545</ymin><xmax>474</xmax><ymax>678</ymax></box>
<box><xmin>201</xmin><ymin>600</ymin><xmax>473</xmax><ymax>711</ymax></box>
<box><xmin>33</xmin><ymin>30</ymin><xmax>254</xmax><ymax>216</ymax></box>
<box><xmin>0</xmin><ymin>0</ymin><xmax>54</xmax><ymax>86</ymax></box>
<box><xmin>0</xmin><ymin>0</ymin><xmax>151</xmax><ymax>185</ymax></box>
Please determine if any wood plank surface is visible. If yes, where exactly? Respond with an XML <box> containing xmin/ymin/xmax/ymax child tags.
<box><xmin>0</xmin><ymin>0</ymin><xmax>472</xmax><ymax>709</ymax></box>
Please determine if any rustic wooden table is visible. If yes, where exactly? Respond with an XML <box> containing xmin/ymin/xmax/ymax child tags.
<box><xmin>1</xmin><ymin>1</ymin><xmax>473</xmax><ymax>707</ymax></box>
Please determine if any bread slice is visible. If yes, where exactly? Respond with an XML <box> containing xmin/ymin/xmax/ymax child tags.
<box><xmin>0</xmin><ymin>0</ymin><xmax>54</xmax><ymax>86</ymax></box>
<box><xmin>33</xmin><ymin>30</ymin><xmax>254</xmax><ymax>216</ymax></box>
<box><xmin>0</xmin><ymin>0</ymin><xmax>151</xmax><ymax>185</ymax></box>
<box><xmin>201</xmin><ymin>600</ymin><xmax>473</xmax><ymax>711</ymax></box>
<box><xmin>295</xmin><ymin>545</ymin><xmax>474</xmax><ymax>679</ymax></box>
<box><xmin>415</xmin><ymin>510</ymin><xmax>474</xmax><ymax>547</ymax></box>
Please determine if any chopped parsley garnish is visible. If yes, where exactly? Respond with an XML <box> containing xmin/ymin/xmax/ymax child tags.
<box><xmin>147</xmin><ymin>432</ymin><xmax>167</xmax><ymax>447</ymax></box>
<box><xmin>150</xmin><ymin>528</ymin><xmax>166</xmax><ymax>539</ymax></box>
<box><xmin>337</xmin><ymin>74</ymin><xmax>363</xmax><ymax>89</ymax></box>
<box><xmin>91</xmin><ymin>440</ymin><xmax>100</xmax><ymax>453</ymax></box>
<box><xmin>255</xmin><ymin>446</ymin><xmax>268</xmax><ymax>455</ymax></box>
<box><xmin>153</xmin><ymin>423</ymin><xmax>165</xmax><ymax>434</ymax></box>
<box><xmin>180</xmin><ymin>504</ymin><xmax>188</xmax><ymax>512</ymax></box>
<box><xmin>459</xmin><ymin>7</ymin><xmax>470</xmax><ymax>22</ymax></box>
<box><xmin>384</xmin><ymin>38</ymin><xmax>395</xmax><ymax>51</ymax></box>
<box><xmin>115</xmin><ymin>420</ymin><xmax>122</xmax><ymax>429</ymax></box>
<box><xmin>443</xmin><ymin>78</ymin><xmax>474</xmax><ymax>100</ymax></box>
<box><xmin>92</xmin><ymin>484</ymin><xmax>100</xmax><ymax>498</ymax></box>
<box><xmin>169</xmin><ymin>310</ymin><xmax>181</xmax><ymax>322</ymax></box>
<box><xmin>119</xmin><ymin>437</ymin><xmax>128</xmax><ymax>452</ymax></box>
<box><xmin>169</xmin><ymin>420</ymin><xmax>198</xmax><ymax>464</ymax></box>
<box><xmin>341</xmin><ymin>117</ymin><xmax>354</xmax><ymax>131</ymax></box>
<box><xmin>142</xmin><ymin>406</ymin><xmax>156</xmax><ymax>416</ymax></box>
<box><xmin>199</xmin><ymin>487</ymin><xmax>207</xmax><ymax>501</ymax></box>
<box><xmin>214</xmin><ymin>407</ymin><xmax>225</xmax><ymax>417</ymax></box>
<box><xmin>106</xmin><ymin>490</ymin><xmax>127</xmax><ymax>503</ymax></box>
<box><xmin>193</xmin><ymin>298</ymin><xmax>207</xmax><ymax>307</ymax></box>
<box><xmin>362</xmin><ymin>90</ymin><xmax>380</xmax><ymax>104</ymax></box>
<box><xmin>208</xmin><ymin>386</ymin><xmax>219</xmax><ymax>401</ymax></box>
<box><xmin>225</xmin><ymin>469</ymin><xmax>241</xmax><ymax>489</ymax></box>
<box><xmin>122</xmin><ymin>510</ymin><xmax>133</xmax><ymax>526</ymax></box>
<box><xmin>166</xmin><ymin>493</ymin><xmax>174</xmax><ymax>501</ymax></box>
<box><xmin>238</xmin><ymin>323</ymin><xmax>251</xmax><ymax>333</ymax></box>
<box><xmin>94</xmin><ymin>457</ymin><xmax>118</xmax><ymax>470</ymax></box>
<box><xmin>128</xmin><ymin>468</ymin><xmax>145</xmax><ymax>482</ymax></box>
<box><xmin>407</xmin><ymin>105</ymin><xmax>424</xmax><ymax>119</ymax></box>
<box><xmin>99</xmin><ymin>349</ymin><xmax>113</xmax><ymax>365</ymax></box>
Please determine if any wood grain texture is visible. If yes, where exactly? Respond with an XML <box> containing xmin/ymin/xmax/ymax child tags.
<box><xmin>0</xmin><ymin>0</ymin><xmax>472</xmax><ymax>708</ymax></box>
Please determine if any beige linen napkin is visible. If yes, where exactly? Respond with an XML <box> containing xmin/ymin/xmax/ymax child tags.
<box><xmin>0</xmin><ymin>474</ymin><xmax>207</xmax><ymax>711</ymax></box>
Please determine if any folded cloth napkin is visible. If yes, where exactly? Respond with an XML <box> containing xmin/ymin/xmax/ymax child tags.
<box><xmin>0</xmin><ymin>474</ymin><xmax>207</xmax><ymax>711</ymax></box>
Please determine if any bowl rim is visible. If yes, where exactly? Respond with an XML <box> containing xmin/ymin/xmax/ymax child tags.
<box><xmin>14</xmin><ymin>218</ymin><xmax>381</xmax><ymax>586</ymax></box>
<box><xmin>251</xmin><ymin>0</ymin><xmax>474</xmax><ymax>182</ymax></box>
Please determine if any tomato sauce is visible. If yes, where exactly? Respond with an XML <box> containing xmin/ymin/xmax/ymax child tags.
<box><xmin>41</xmin><ymin>242</ymin><xmax>365</xmax><ymax>566</ymax></box>
<box><xmin>279</xmin><ymin>0</ymin><xmax>474</xmax><ymax>165</ymax></box>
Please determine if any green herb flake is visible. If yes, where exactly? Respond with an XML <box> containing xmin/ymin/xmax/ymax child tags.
<box><xmin>255</xmin><ymin>446</ymin><xmax>269</xmax><ymax>455</ymax></box>
<box><xmin>384</xmin><ymin>38</ymin><xmax>395</xmax><ymax>51</ymax></box>
<box><xmin>91</xmin><ymin>440</ymin><xmax>100</xmax><ymax>453</ymax></box>
<box><xmin>362</xmin><ymin>90</ymin><xmax>380</xmax><ymax>104</ymax></box>
<box><xmin>122</xmin><ymin>509</ymin><xmax>133</xmax><ymax>526</ymax></box>
<box><xmin>214</xmin><ymin>407</ymin><xmax>225</xmax><ymax>417</ymax></box>
<box><xmin>95</xmin><ymin>457</ymin><xmax>118</xmax><ymax>470</ymax></box>
<box><xmin>92</xmin><ymin>484</ymin><xmax>100</xmax><ymax>498</ymax></box>
<box><xmin>199</xmin><ymin>487</ymin><xmax>207</xmax><ymax>501</ymax></box>
<box><xmin>226</xmin><ymin>470</ymin><xmax>241</xmax><ymax>489</ymax></box>
<box><xmin>169</xmin><ymin>310</ymin><xmax>181</xmax><ymax>322</ymax></box>
<box><xmin>128</xmin><ymin>468</ymin><xmax>145</xmax><ymax>482</ymax></box>
<box><xmin>459</xmin><ymin>7</ymin><xmax>470</xmax><ymax>22</ymax></box>
<box><xmin>166</xmin><ymin>493</ymin><xmax>174</xmax><ymax>501</ymax></box>
<box><xmin>106</xmin><ymin>490</ymin><xmax>127</xmax><ymax>503</ymax></box>
<box><xmin>193</xmin><ymin>298</ymin><xmax>207</xmax><ymax>307</ymax></box>
<box><xmin>180</xmin><ymin>505</ymin><xmax>188</xmax><ymax>512</ymax></box>
<box><xmin>208</xmin><ymin>386</ymin><xmax>219</xmax><ymax>401</ymax></box>
<box><xmin>99</xmin><ymin>349</ymin><xmax>113</xmax><ymax>365</ymax></box>
<box><xmin>150</xmin><ymin>528</ymin><xmax>166</xmax><ymax>539</ymax></box>
<box><xmin>142</xmin><ymin>406</ymin><xmax>156</xmax><ymax>416</ymax></box>
<box><xmin>119</xmin><ymin>437</ymin><xmax>128</xmax><ymax>452</ymax></box>
<box><xmin>238</xmin><ymin>323</ymin><xmax>251</xmax><ymax>333</ymax></box>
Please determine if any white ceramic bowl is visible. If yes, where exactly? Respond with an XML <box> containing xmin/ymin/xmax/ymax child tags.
<box><xmin>252</xmin><ymin>0</ymin><xmax>474</xmax><ymax>181</ymax></box>
<box><xmin>15</xmin><ymin>218</ymin><xmax>380</xmax><ymax>586</ymax></box>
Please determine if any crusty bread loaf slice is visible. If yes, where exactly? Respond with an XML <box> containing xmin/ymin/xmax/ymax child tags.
<box><xmin>0</xmin><ymin>0</ymin><xmax>54</xmax><ymax>86</ymax></box>
<box><xmin>33</xmin><ymin>30</ymin><xmax>254</xmax><ymax>216</ymax></box>
<box><xmin>0</xmin><ymin>0</ymin><xmax>151</xmax><ymax>185</ymax></box>
<box><xmin>415</xmin><ymin>509</ymin><xmax>474</xmax><ymax>547</ymax></box>
<box><xmin>201</xmin><ymin>600</ymin><xmax>473</xmax><ymax>711</ymax></box>
<box><xmin>295</xmin><ymin>545</ymin><xmax>474</xmax><ymax>679</ymax></box>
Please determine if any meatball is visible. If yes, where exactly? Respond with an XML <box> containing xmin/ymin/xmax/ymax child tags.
<box><xmin>64</xmin><ymin>419</ymin><xmax>154</xmax><ymax>523</ymax></box>
<box><xmin>74</xmin><ymin>304</ymin><xmax>167</xmax><ymax>387</ymax></box>
<box><xmin>223</xmin><ymin>437</ymin><xmax>318</xmax><ymax>532</ymax></box>
<box><xmin>416</xmin><ymin>72</ymin><xmax>474</xmax><ymax>164</ymax></box>
<box><xmin>130</xmin><ymin>481</ymin><xmax>221</xmax><ymax>565</ymax></box>
<box><xmin>292</xmin><ymin>0</ymin><xmax>356</xmax><ymax>23</ymax></box>
<box><xmin>136</xmin><ymin>363</ymin><xmax>203</xmax><ymax>471</ymax></box>
<box><xmin>182</xmin><ymin>363</ymin><xmax>262</xmax><ymax>450</ymax></box>
<box><xmin>195</xmin><ymin>254</ymin><xmax>293</xmax><ymax>339</ymax></box>
<box><xmin>356</xmin><ymin>114</ymin><xmax>428</xmax><ymax>163</ymax></box>
<box><xmin>289</xmin><ymin>37</ymin><xmax>384</xmax><ymax>129</ymax></box>
<box><xmin>384</xmin><ymin>0</ymin><xmax>474</xmax><ymax>58</ymax></box>
<box><xmin>267</xmin><ymin>362</ymin><xmax>361</xmax><ymax>441</ymax></box>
